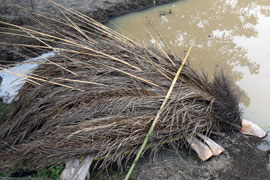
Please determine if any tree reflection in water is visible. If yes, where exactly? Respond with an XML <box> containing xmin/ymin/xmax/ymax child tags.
<box><xmin>110</xmin><ymin>0</ymin><xmax>270</xmax><ymax>113</ymax></box>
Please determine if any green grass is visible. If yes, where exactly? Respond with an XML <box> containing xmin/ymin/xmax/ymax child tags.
<box><xmin>0</xmin><ymin>165</ymin><xmax>64</xmax><ymax>179</ymax></box>
<box><xmin>0</xmin><ymin>102</ymin><xmax>12</xmax><ymax>125</ymax></box>
<box><xmin>34</xmin><ymin>164</ymin><xmax>126</xmax><ymax>180</ymax></box>
<box><xmin>35</xmin><ymin>165</ymin><xmax>64</xmax><ymax>180</ymax></box>
<box><xmin>0</xmin><ymin>172</ymin><xmax>6</xmax><ymax>177</ymax></box>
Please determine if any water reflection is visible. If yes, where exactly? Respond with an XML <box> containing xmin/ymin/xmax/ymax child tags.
<box><xmin>109</xmin><ymin>0</ymin><xmax>270</xmax><ymax>130</ymax></box>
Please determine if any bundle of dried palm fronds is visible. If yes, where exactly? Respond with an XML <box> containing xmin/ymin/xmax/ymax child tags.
<box><xmin>0</xmin><ymin>2</ymin><xmax>242</xmax><ymax>173</ymax></box>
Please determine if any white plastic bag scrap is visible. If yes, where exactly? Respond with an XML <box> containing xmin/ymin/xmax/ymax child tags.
<box><xmin>0</xmin><ymin>52</ymin><xmax>55</xmax><ymax>104</ymax></box>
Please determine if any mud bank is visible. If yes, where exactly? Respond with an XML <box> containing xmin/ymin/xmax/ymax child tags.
<box><xmin>91</xmin><ymin>133</ymin><xmax>270</xmax><ymax>180</ymax></box>
<box><xmin>0</xmin><ymin>0</ymin><xmax>178</xmax><ymax>64</ymax></box>
<box><xmin>132</xmin><ymin>133</ymin><xmax>270</xmax><ymax>180</ymax></box>
<box><xmin>90</xmin><ymin>134</ymin><xmax>270</xmax><ymax>180</ymax></box>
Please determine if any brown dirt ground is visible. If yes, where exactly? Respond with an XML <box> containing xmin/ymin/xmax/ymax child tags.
<box><xmin>94</xmin><ymin>133</ymin><xmax>270</xmax><ymax>180</ymax></box>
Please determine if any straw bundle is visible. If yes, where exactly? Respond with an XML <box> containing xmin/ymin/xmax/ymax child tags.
<box><xmin>0</xmin><ymin>2</ymin><xmax>241</xmax><ymax>172</ymax></box>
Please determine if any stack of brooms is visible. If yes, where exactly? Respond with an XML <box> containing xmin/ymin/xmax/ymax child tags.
<box><xmin>0</xmin><ymin>1</ymin><xmax>266</xmax><ymax>179</ymax></box>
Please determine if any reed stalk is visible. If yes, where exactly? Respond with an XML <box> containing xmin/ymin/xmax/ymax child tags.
<box><xmin>125</xmin><ymin>41</ymin><xmax>195</xmax><ymax>180</ymax></box>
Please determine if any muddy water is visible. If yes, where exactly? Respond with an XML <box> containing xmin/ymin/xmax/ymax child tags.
<box><xmin>109</xmin><ymin>0</ymin><xmax>270</xmax><ymax>130</ymax></box>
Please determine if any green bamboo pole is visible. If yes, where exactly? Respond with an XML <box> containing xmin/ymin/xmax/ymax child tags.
<box><xmin>124</xmin><ymin>40</ymin><xmax>195</xmax><ymax>180</ymax></box>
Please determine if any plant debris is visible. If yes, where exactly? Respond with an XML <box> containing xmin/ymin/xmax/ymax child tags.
<box><xmin>0</xmin><ymin>2</ymin><xmax>241</xmax><ymax>173</ymax></box>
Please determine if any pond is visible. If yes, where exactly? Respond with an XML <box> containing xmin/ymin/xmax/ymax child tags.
<box><xmin>109</xmin><ymin>0</ymin><xmax>270</xmax><ymax>131</ymax></box>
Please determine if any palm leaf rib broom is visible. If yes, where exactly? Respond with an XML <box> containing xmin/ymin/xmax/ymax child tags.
<box><xmin>0</xmin><ymin>1</ymin><xmax>265</xmax><ymax>177</ymax></box>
